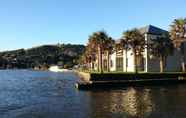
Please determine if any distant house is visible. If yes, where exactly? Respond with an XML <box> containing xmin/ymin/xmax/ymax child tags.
<box><xmin>92</xmin><ymin>25</ymin><xmax>186</xmax><ymax>72</ymax></box>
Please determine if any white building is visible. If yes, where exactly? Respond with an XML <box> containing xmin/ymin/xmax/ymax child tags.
<box><xmin>108</xmin><ymin>25</ymin><xmax>186</xmax><ymax>72</ymax></box>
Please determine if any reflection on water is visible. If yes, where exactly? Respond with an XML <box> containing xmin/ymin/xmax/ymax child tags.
<box><xmin>122</xmin><ymin>88</ymin><xmax>154</xmax><ymax>117</ymax></box>
<box><xmin>86</xmin><ymin>88</ymin><xmax>154</xmax><ymax>118</ymax></box>
<box><xmin>1</xmin><ymin>70</ymin><xmax>186</xmax><ymax>118</ymax></box>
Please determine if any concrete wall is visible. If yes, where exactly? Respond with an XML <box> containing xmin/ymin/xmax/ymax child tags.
<box><xmin>77</xmin><ymin>71</ymin><xmax>91</xmax><ymax>82</ymax></box>
<box><xmin>147</xmin><ymin>56</ymin><xmax>161</xmax><ymax>72</ymax></box>
<box><xmin>146</xmin><ymin>34</ymin><xmax>182</xmax><ymax>72</ymax></box>
<box><xmin>147</xmin><ymin>49</ymin><xmax>181</xmax><ymax>72</ymax></box>
<box><xmin>165</xmin><ymin>49</ymin><xmax>181</xmax><ymax>72</ymax></box>
<box><xmin>184</xmin><ymin>42</ymin><xmax>186</xmax><ymax>62</ymax></box>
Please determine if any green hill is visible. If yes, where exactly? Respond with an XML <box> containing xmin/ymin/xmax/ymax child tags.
<box><xmin>0</xmin><ymin>44</ymin><xmax>85</xmax><ymax>69</ymax></box>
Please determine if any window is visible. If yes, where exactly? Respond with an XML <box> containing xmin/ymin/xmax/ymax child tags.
<box><xmin>116</xmin><ymin>57</ymin><xmax>123</xmax><ymax>71</ymax></box>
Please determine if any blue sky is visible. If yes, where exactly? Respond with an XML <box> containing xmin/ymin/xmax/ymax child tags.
<box><xmin>0</xmin><ymin>0</ymin><xmax>185</xmax><ymax>51</ymax></box>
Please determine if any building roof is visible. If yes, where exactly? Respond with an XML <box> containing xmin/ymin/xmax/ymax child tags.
<box><xmin>139</xmin><ymin>25</ymin><xmax>168</xmax><ymax>35</ymax></box>
<box><xmin>115</xmin><ymin>25</ymin><xmax>168</xmax><ymax>43</ymax></box>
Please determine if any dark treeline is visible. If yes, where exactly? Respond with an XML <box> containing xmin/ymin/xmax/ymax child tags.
<box><xmin>0</xmin><ymin>44</ymin><xmax>85</xmax><ymax>69</ymax></box>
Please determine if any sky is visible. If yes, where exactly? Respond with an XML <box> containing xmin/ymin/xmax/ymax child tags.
<box><xmin>0</xmin><ymin>0</ymin><xmax>185</xmax><ymax>51</ymax></box>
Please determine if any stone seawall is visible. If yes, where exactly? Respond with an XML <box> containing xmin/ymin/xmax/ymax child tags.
<box><xmin>76</xmin><ymin>71</ymin><xmax>91</xmax><ymax>82</ymax></box>
<box><xmin>75</xmin><ymin>72</ymin><xmax>186</xmax><ymax>90</ymax></box>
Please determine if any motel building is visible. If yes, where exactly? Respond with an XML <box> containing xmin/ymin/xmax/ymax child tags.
<box><xmin>92</xmin><ymin>25</ymin><xmax>186</xmax><ymax>72</ymax></box>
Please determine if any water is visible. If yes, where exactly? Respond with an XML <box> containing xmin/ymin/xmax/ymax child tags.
<box><xmin>0</xmin><ymin>70</ymin><xmax>186</xmax><ymax>118</ymax></box>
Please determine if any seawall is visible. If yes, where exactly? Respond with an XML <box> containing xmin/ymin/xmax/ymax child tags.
<box><xmin>75</xmin><ymin>72</ymin><xmax>186</xmax><ymax>90</ymax></box>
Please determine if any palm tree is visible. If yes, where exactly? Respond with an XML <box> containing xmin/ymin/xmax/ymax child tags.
<box><xmin>123</xmin><ymin>28</ymin><xmax>145</xmax><ymax>73</ymax></box>
<box><xmin>85</xmin><ymin>43</ymin><xmax>96</xmax><ymax>71</ymax></box>
<box><xmin>104</xmin><ymin>37</ymin><xmax>115</xmax><ymax>72</ymax></box>
<box><xmin>84</xmin><ymin>45</ymin><xmax>93</xmax><ymax>71</ymax></box>
<box><xmin>115</xmin><ymin>38</ymin><xmax>128</xmax><ymax>72</ymax></box>
<box><xmin>149</xmin><ymin>34</ymin><xmax>174</xmax><ymax>72</ymax></box>
<box><xmin>120</xmin><ymin>38</ymin><xmax>129</xmax><ymax>72</ymax></box>
<box><xmin>87</xmin><ymin>31</ymin><xmax>109</xmax><ymax>73</ymax></box>
<box><xmin>170</xmin><ymin>18</ymin><xmax>186</xmax><ymax>72</ymax></box>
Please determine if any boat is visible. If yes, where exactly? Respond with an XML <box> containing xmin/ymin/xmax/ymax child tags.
<box><xmin>49</xmin><ymin>65</ymin><xmax>69</xmax><ymax>72</ymax></box>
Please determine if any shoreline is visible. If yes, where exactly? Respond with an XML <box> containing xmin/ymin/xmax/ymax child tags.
<box><xmin>75</xmin><ymin>71</ymin><xmax>186</xmax><ymax>90</ymax></box>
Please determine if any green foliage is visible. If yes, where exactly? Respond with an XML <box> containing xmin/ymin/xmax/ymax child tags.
<box><xmin>170</xmin><ymin>18</ymin><xmax>186</xmax><ymax>72</ymax></box>
<box><xmin>149</xmin><ymin>35</ymin><xmax>174</xmax><ymax>58</ymax></box>
<box><xmin>123</xmin><ymin>28</ymin><xmax>145</xmax><ymax>54</ymax></box>
<box><xmin>170</xmin><ymin>18</ymin><xmax>186</xmax><ymax>48</ymax></box>
<box><xmin>81</xmin><ymin>31</ymin><xmax>115</xmax><ymax>72</ymax></box>
<box><xmin>0</xmin><ymin>44</ymin><xmax>85</xmax><ymax>69</ymax></box>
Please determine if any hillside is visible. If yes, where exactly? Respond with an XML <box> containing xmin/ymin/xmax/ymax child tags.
<box><xmin>0</xmin><ymin>44</ymin><xmax>85</xmax><ymax>69</ymax></box>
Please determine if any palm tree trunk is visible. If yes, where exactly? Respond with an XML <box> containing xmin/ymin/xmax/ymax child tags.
<box><xmin>90</xmin><ymin>60</ymin><xmax>93</xmax><ymax>72</ymax></box>
<box><xmin>98</xmin><ymin>45</ymin><xmax>103</xmax><ymax>73</ymax></box>
<box><xmin>88</xmin><ymin>63</ymin><xmax>91</xmax><ymax>72</ymax></box>
<box><xmin>106</xmin><ymin>50</ymin><xmax>110</xmax><ymax>72</ymax></box>
<box><xmin>181</xmin><ymin>44</ymin><xmax>185</xmax><ymax>72</ymax></box>
<box><xmin>124</xmin><ymin>49</ymin><xmax>127</xmax><ymax>72</ymax></box>
<box><xmin>160</xmin><ymin>55</ymin><xmax>164</xmax><ymax>73</ymax></box>
<box><xmin>100</xmin><ymin>47</ymin><xmax>103</xmax><ymax>73</ymax></box>
<box><xmin>133</xmin><ymin>49</ymin><xmax>137</xmax><ymax>73</ymax></box>
<box><xmin>97</xmin><ymin>47</ymin><xmax>100</xmax><ymax>72</ymax></box>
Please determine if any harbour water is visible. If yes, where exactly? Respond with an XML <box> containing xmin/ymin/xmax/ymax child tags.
<box><xmin>0</xmin><ymin>70</ymin><xmax>186</xmax><ymax>118</ymax></box>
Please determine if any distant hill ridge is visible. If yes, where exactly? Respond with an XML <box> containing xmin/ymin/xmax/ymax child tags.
<box><xmin>0</xmin><ymin>44</ymin><xmax>85</xmax><ymax>69</ymax></box>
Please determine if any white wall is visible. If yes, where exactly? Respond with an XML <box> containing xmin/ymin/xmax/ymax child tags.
<box><xmin>123</xmin><ymin>50</ymin><xmax>127</xmax><ymax>72</ymax></box>
<box><xmin>126</xmin><ymin>49</ymin><xmax>135</xmax><ymax>72</ymax></box>
<box><xmin>108</xmin><ymin>34</ymin><xmax>186</xmax><ymax>72</ymax></box>
<box><xmin>110</xmin><ymin>52</ymin><xmax>116</xmax><ymax>71</ymax></box>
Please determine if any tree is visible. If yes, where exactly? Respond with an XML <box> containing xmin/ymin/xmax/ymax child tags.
<box><xmin>86</xmin><ymin>31</ymin><xmax>109</xmax><ymax>73</ymax></box>
<box><xmin>104</xmin><ymin>37</ymin><xmax>115</xmax><ymax>72</ymax></box>
<box><xmin>115</xmin><ymin>38</ymin><xmax>129</xmax><ymax>72</ymax></box>
<box><xmin>83</xmin><ymin>44</ymin><xmax>96</xmax><ymax>71</ymax></box>
<box><xmin>170</xmin><ymin>18</ymin><xmax>186</xmax><ymax>72</ymax></box>
<box><xmin>149</xmin><ymin>34</ymin><xmax>174</xmax><ymax>72</ymax></box>
<box><xmin>123</xmin><ymin>28</ymin><xmax>145</xmax><ymax>73</ymax></box>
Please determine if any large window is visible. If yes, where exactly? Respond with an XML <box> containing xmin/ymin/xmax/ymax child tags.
<box><xmin>116</xmin><ymin>57</ymin><xmax>123</xmax><ymax>71</ymax></box>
